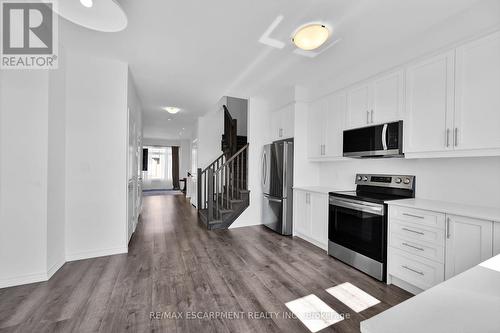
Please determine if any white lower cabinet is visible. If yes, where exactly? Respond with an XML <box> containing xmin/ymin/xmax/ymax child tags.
<box><xmin>444</xmin><ymin>214</ymin><xmax>493</xmax><ymax>279</ymax></box>
<box><xmin>388</xmin><ymin>205</ymin><xmax>496</xmax><ymax>294</ymax></box>
<box><xmin>293</xmin><ymin>189</ymin><xmax>329</xmax><ymax>250</ymax></box>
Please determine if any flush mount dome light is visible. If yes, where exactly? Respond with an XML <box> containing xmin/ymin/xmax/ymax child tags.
<box><xmin>292</xmin><ymin>24</ymin><xmax>330</xmax><ymax>51</ymax></box>
<box><xmin>163</xmin><ymin>107</ymin><xmax>181</xmax><ymax>114</ymax></box>
<box><xmin>55</xmin><ymin>0</ymin><xmax>127</xmax><ymax>32</ymax></box>
<box><xmin>80</xmin><ymin>0</ymin><xmax>93</xmax><ymax>8</ymax></box>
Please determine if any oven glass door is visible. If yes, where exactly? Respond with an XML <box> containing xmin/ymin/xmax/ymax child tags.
<box><xmin>329</xmin><ymin>198</ymin><xmax>385</xmax><ymax>262</ymax></box>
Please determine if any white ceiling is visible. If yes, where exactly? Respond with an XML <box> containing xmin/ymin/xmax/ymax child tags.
<box><xmin>59</xmin><ymin>0</ymin><xmax>488</xmax><ymax>140</ymax></box>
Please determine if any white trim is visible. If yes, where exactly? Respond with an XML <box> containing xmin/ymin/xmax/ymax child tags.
<box><xmin>66</xmin><ymin>247</ymin><xmax>128</xmax><ymax>262</ymax></box>
<box><xmin>294</xmin><ymin>233</ymin><xmax>328</xmax><ymax>251</ymax></box>
<box><xmin>0</xmin><ymin>272</ymin><xmax>48</xmax><ymax>289</ymax></box>
<box><xmin>389</xmin><ymin>275</ymin><xmax>423</xmax><ymax>295</ymax></box>
<box><xmin>405</xmin><ymin>148</ymin><xmax>500</xmax><ymax>159</ymax></box>
<box><xmin>47</xmin><ymin>258</ymin><xmax>66</xmax><ymax>279</ymax></box>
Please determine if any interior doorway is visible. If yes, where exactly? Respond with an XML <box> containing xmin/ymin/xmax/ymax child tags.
<box><xmin>142</xmin><ymin>146</ymin><xmax>174</xmax><ymax>191</ymax></box>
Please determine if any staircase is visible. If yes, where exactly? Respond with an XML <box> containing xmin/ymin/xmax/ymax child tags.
<box><xmin>197</xmin><ymin>105</ymin><xmax>249</xmax><ymax>230</ymax></box>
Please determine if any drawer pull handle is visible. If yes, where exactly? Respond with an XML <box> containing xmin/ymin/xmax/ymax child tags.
<box><xmin>402</xmin><ymin>242</ymin><xmax>424</xmax><ymax>251</ymax></box>
<box><xmin>402</xmin><ymin>213</ymin><xmax>424</xmax><ymax>219</ymax></box>
<box><xmin>402</xmin><ymin>227</ymin><xmax>424</xmax><ymax>235</ymax></box>
<box><xmin>402</xmin><ymin>265</ymin><xmax>424</xmax><ymax>276</ymax></box>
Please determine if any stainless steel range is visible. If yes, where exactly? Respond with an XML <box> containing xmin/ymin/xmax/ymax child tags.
<box><xmin>328</xmin><ymin>174</ymin><xmax>416</xmax><ymax>281</ymax></box>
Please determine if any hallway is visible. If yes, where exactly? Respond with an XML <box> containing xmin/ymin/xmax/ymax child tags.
<box><xmin>0</xmin><ymin>194</ymin><xmax>411</xmax><ymax>333</ymax></box>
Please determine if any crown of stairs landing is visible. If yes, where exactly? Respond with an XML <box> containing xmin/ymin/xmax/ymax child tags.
<box><xmin>197</xmin><ymin>104</ymin><xmax>249</xmax><ymax>230</ymax></box>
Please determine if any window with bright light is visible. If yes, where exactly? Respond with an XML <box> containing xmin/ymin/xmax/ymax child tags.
<box><xmin>144</xmin><ymin>146</ymin><xmax>172</xmax><ymax>181</ymax></box>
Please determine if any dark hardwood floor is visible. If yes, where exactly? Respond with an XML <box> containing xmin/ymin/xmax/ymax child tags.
<box><xmin>0</xmin><ymin>193</ymin><xmax>411</xmax><ymax>333</ymax></box>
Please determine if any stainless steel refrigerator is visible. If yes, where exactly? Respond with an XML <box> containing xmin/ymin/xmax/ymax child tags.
<box><xmin>262</xmin><ymin>139</ymin><xmax>294</xmax><ymax>235</ymax></box>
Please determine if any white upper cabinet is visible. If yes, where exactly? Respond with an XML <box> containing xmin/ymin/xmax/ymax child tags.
<box><xmin>445</xmin><ymin>215</ymin><xmax>493</xmax><ymax>279</ymax></box>
<box><xmin>307</xmin><ymin>92</ymin><xmax>346</xmax><ymax>160</ymax></box>
<box><xmin>405</xmin><ymin>52</ymin><xmax>455</xmax><ymax>153</ymax></box>
<box><xmin>372</xmin><ymin>70</ymin><xmax>404</xmax><ymax>125</ymax></box>
<box><xmin>347</xmin><ymin>84</ymin><xmax>371</xmax><ymax>128</ymax></box>
<box><xmin>308</xmin><ymin>98</ymin><xmax>326</xmax><ymax>159</ymax></box>
<box><xmin>324</xmin><ymin>93</ymin><xmax>347</xmax><ymax>157</ymax></box>
<box><xmin>271</xmin><ymin>104</ymin><xmax>295</xmax><ymax>141</ymax></box>
<box><xmin>347</xmin><ymin>71</ymin><xmax>404</xmax><ymax>129</ymax></box>
<box><xmin>454</xmin><ymin>31</ymin><xmax>500</xmax><ymax>151</ymax></box>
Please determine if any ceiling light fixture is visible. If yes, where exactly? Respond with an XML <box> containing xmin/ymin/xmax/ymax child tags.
<box><xmin>80</xmin><ymin>0</ymin><xmax>93</xmax><ymax>8</ymax></box>
<box><xmin>163</xmin><ymin>107</ymin><xmax>181</xmax><ymax>114</ymax></box>
<box><xmin>55</xmin><ymin>0</ymin><xmax>127</xmax><ymax>32</ymax></box>
<box><xmin>292</xmin><ymin>24</ymin><xmax>330</xmax><ymax>51</ymax></box>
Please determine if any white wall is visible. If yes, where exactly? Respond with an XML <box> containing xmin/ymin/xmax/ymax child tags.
<box><xmin>229</xmin><ymin>97</ymin><xmax>271</xmax><ymax>228</ymax></box>
<box><xmin>0</xmin><ymin>70</ymin><xmax>49</xmax><ymax>287</ymax></box>
<box><xmin>197</xmin><ymin>107</ymin><xmax>224</xmax><ymax>168</ymax></box>
<box><xmin>227</xmin><ymin>97</ymin><xmax>248</xmax><ymax>136</ymax></box>
<box><xmin>47</xmin><ymin>51</ymin><xmax>67</xmax><ymax>276</ymax></box>
<box><xmin>65</xmin><ymin>54</ymin><xmax>129</xmax><ymax>260</ymax></box>
<box><xmin>318</xmin><ymin>157</ymin><xmax>500</xmax><ymax>207</ymax></box>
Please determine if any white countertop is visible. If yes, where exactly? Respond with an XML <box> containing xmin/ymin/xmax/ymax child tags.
<box><xmin>360</xmin><ymin>254</ymin><xmax>500</xmax><ymax>333</ymax></box>
<box><xmin>386</xmin><ymin>198</ymin><xmax>500</xmax><ymax>222</ymax></box>
<box><xmin>293</xmin><ymin>186</ymin><xmax>353</xmax><ymax>194</ymax></box>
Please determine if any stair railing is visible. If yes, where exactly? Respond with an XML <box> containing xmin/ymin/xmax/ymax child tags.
<box><xmin>198</xmin><ymin>143</ymin><xmax>249</xmax><ymax>222</ymax></box>
<box><xmin>197</xmin><ymin>153</ymin><xmax>225</xmax><ymax>214</ymax></box>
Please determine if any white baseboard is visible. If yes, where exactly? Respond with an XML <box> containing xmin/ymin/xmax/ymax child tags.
<box><xmin>293</xmin><ymin>232</ymin><xmax>328</xmax><ymax>251</ymax></box>
<box><xmin>0</xmin><ymin>271</ymin><xmax>48</xmax><ymax>289</ymax></box>
<box><xmin>389</xmin><ymin>275</ymin><xmax>423</xmax><ymax>295</ymax></box>
<box><xmin>1</xmin><ymin>247</ymin><xmax>128</xmax><ymax>289</ymax></box>
<box><xmin>47</xmin><ymin>258</ymin><xmax>66</xmax><ymax>279</ymax></box>
<box><xmin>66</xmin><ymin>247</ymin><xmax>128</xmax><ymax>262</ymax></box>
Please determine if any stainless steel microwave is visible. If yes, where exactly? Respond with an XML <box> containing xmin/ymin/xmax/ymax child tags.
<box><xmin>343</xmin><ymin>121</ymin><xmax>404</xmax><ymax>158</ymax></box>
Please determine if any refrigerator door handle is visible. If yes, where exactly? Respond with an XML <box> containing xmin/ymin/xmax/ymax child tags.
<box><xmin>262</xmin><ymin>149</ymin><xmax>267</xmax><ymax>187</ymax></box>
<box><xmin>282</xmin><ymin>143</ymin><xmax>288</xmax><ymax>197</ymax></box>
<box><xmin>264</xmin><ymin>194</ymin><xmax>283</xmax><ymax>203</ymax></box>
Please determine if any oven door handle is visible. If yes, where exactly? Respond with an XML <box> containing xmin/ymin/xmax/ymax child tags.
<box><xmin>330</xmin><ymin>198</ymin><xmax>385</xmax><ymax>216</ymax></box>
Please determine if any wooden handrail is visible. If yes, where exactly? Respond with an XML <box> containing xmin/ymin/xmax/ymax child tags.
<box><xmin>203</xmin><ymin>153</ymin><xmax>224</xmax><ymax>172</ymax></box>
<box><xmin>216</xmin><ymin>143</ymin><xmax>249</xmax><ymax>173</ymax></box>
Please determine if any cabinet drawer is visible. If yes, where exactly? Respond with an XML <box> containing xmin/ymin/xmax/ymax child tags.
<box><xmin>390</xmin><ymin>234</ymin><xmax>444</xmax><ymax>263</ymax></box>
<box><xmin>389</xmin><ymin>248</ymin><xmax>444</xmax><ymax>290</ymax></box>
<box><xmin>390</xmin><ymin>206</ymin><xmax>445</xmax><ymax>230</ymax></box>
<box><xmin>391</xmin><ymin>220</ymin><xmax>445</xmax><ymax>246</ymax></box>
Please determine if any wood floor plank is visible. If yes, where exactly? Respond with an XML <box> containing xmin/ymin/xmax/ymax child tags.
<box><xmin>0</xmin><ymin>193</ymin><xmax>412</xmax><ymax>333</ymax></box>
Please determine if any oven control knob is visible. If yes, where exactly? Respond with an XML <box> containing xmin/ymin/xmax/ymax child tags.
<box><xmin>403</xmin><ymin>178</ymin><xmax>411</xmax><ymax>185</ymax></box>
<box><xmin>357</xmin><ymin>176</ymin><xmax>362</xmax><ymax>181</ymax></box>
<box><xmin>363</xmin><ymin>176</ymin><xmax>368</xmax><ymax>181</ymax></box>
<box><xmin>395</xmin><ymin>177</ymin><xmax>402</xmax><ymax>184</ymax></box>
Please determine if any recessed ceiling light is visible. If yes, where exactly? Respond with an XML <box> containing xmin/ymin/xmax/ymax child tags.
<box><xmin>80</xmin><ymin>0</ymin><xmax>93</xmax><ymax>8</ymax></box>
<box><xmin>163</xmin><ymin>106</ymin><xmax>181</xmax><ymax>114</ymax></box>
<box><xmin>292</xmin><ymin>24</ymin><xmax>330</xmax><ymax>51</ymax></box>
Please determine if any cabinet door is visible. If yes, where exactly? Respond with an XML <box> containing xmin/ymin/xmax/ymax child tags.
<box><xmin>281</xmin><ymin>104</ymin><xmax>295</xmax><ymax>139</ymax></box>
<box><xmin>310</xmin><ymin>193</ymin><xmax>328</xmax><ymax>247</ymax></box>
<box><xmin>454</xmin><ymin>31</ymin><xmax>500</xmax><ymax>150</ymax></box>
<box><xmin>324</xmin><ymin>92</ymin><xmax>346</xmax><ymax>158</ymax></box>
<box><xmin>405</xmin><ymin>52</ymin><xmax>455</xmax><ymax>153</ymax></box>
<box><xmin>445</xmin><ymin>215</ymin><xmax>493</xmax><ymax>279</ymax></box>
<box><xmin>293</xmin><ymin>190</ymin><xmax>310</xmax><ymax>236</ymax></box>
<box><xmin>270</xmin><ymin>109</ymin><xmax>282</xmax><ymax>140</ymax></box>
<box><xmin>347</xmin><ymin>84</ymin><xmax>371</xmax><ymax>128</ymax></box>
<box><xmin>372</xmin><ymin>70</ymin><xmax>404</xmax><ymax>125</ymax></box>
<box><xmin>308</xmin><ymin>98</ymin><xmax>326</xmax><ymax>159</ymax></box>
